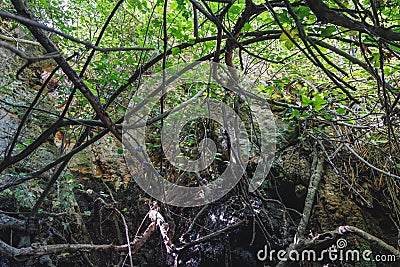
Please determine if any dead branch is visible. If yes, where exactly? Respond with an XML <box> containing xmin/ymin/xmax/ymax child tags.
<box><xmin>273</xmin><ymin>225</ymin><xmax>400</xmax><ymax>266</ymax></box>
<box><xmin>0</xmin><ymin>221</ymin><xmax>156</xmax><ymax>261</ymax></box>
<box><xmin>148</xmin><ymin>202</ymin><xmax>175</xmax><ymax>254</ymax></box>
<box><xmin>277</xmin><ymin>152</ymin><xmax>324</xmax><ymax>267</ymax></box>
<box><xmin>297</xmin><ymin>154</ymin><xmax>324</xmax><ymax>237</ymax></box>
<box><xmin>0</xmin><ymin>212</ymin><xmax>25</xmax><ymax>231</ymax></box>
<box><xmin>0</xmin><ymin>33</ymin><xmax>41</xmax><ymax>46</ymax></box>
<box><xmin>331</xmin><ymin>123</ymin><xmax>400</xmax><ymax>180</ymax></box>
<box><xmin>338</xmin><ymin>225</ymin><xmax>400</xmax><ymax>258</ymax></box>
<box><xmin>0</xmin><ymin>204</ymin><xmax>176</xmax><ymax>261</ymax></box>
<box><xmin>176</xmin><ymin>219</ymin><xmax>246</xmax><ymax>251</ymax></box>
<box><xmin>0</xmin><ymin>41</ymin><xmax>59</xmax><ymax>62</ymax></box>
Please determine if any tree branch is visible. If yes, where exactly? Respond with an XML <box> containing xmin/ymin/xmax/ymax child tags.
<box><xmin>306</xmin><ymin>0</ymin><xmax>400</xmax><ymax>41</ymax></box>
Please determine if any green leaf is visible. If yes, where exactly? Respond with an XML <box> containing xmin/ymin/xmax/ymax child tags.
<box><xmin>284</xmin><ymin>40</ymin><xmax>294</xmax><ymax>50</ymax></box>
<box><xmin>325</xmin><ymin>115</ymin><xmax>334</xmax><ymax>120</ymax></box>
<box><xmin>188</xmin><ymin>36</ymin><xmax>196</xmax><ymax>45</ymax></box>
<box><xmin>312</xmin><ymin>94</ymin><xmax>326</xmax><ymax>111</ymax></box>
<box><xmin>243</xmin><ymin>23</ymin><xmax>252</xmax><ymax>31</ymax></box>
<box><xmin>294</xmin><ymin>6</ymin><xmax>310</xmax><ymax>20</ymax></box>
<box><xmin>16</xmin><ymin>143</ymin><xmax>26</xmax><ymax>150</ymax></box>
<box><xmin>230</xmin><ymin>4</ymin><xmax>242</xmax><ymax>15</ymax></box>
<box><xmin>259</xmin><ymin>85</ymin><xmax>275</xmax><ymax>93</ymax></box>
<box><xmin>336</xmin><ymin>107</ymin><xmax>346</xmax><ymax>114</ymax></box>
<box><xmin>280</xmin><ymin>30</ymin><xmax>297</xmax><ymax>50</ymax></box>
<box><xmin>277</xmin><ymin>10</ymin><xmax>290</xmax><ymax>24</ymax></box>
<box><xmin>117</xmin><ymin>106</ymin><xmax>125</xmax><ymax>114</ymax></box>
<box><xmin>291</xmin><ymin>109</ymin><xmax>300</xmax><ymax>117</ymax></box>
<box><xmin>301</xmin><ymin>95</ymin><xmax>312</xmax><ymax>106</ymax></box>
<box><xmin>171</xmin><ymin>47</ymin><xmax>181</xmax><ymax>55</ymax></box>
<box><xmin>371</xmin><ymin>53</ymin><xmax>380</xmax><ymax>67</ymax></box>
<box><xmin>321</xmin><ymin>26</ymin><xmax>336</xmax><ymax>37</ymax></box>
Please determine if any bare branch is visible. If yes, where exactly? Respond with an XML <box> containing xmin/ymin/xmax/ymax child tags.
<box><xmin>0</xmin><ymin>33</ymin><xmax>40</xmax><ymax>46</ymax></box>
<box><xmin>0</xmin><ymin>41</ymin><xmax>59</xmax><ymax>61</ymax></box>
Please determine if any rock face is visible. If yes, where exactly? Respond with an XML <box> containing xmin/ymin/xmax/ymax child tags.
<box><xmin>90</xmin><ymin>133</ymin><xmax>131</xmax><ymax>190</ymax></box>
<box><xmin>0</xmin><ymin>28</ymin><xmax>21</xmax><ymax>158</ymax></box>
<box><xmin>0</xmin><ymin>108</ymin><xmax>18</xmax><ymax>156</ymax></box>
<box><xmin>0</xmin><ymin>19</ymin><xmax>51</xmax><ymax>163</ymax></box>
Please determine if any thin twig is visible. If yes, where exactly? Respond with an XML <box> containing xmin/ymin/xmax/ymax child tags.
<box><xmin>331</xmin><ymin>123</ymin><xmax>400</xmax><ymax>180</ymax></box>
<box><xmin>176</xmin><ymin>220</ymin><xmax>246</xmax><ymax>251</ymax></box>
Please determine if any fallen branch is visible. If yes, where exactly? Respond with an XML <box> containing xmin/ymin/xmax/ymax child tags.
<box><xmin>0</xmin><ymin>33</ymin><xmax>41</xmax><ymax>46</ymax></box>
<box><xmin>297</xmin><ymin>154</ymin><xmax>324</xmax><ymax>237</ymax></box>
<box><xmin>0</xmin><ymin>203</ymin><xmax>175</xmax><ymax>261</ymax></box>
<box><xmin>176</xmin><ymin>219</ymin><xmax>246</xmax><ymax>251</ymax></box>
<box><xmin>148</xmin><ymin>202</ymin><xmax>175</xmax><ymax>253</ymax></box>
<box><xmin>0</xmin><ymin>220</ymin><xmax>155</xmax><ymax>261</ymax></box>
<box><xmin>267</xmin><ymin>225</ymin><xmax>400</xmax><ymax>265</ymax></box>
<box><xmin>277</xmin><ymin>152</ymin><xmax>324</xmax><ymax>267</ymax></box>
<box><xmin>338</xmin><ymin>225</ymin><xmax>400</xmax><ymax>258</ymax></box>
<box><xmin>0</xmin><ymin>212</ymin><xmax>25</xmax><ymax>231</ymax></box>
